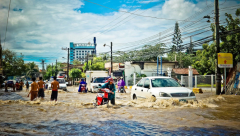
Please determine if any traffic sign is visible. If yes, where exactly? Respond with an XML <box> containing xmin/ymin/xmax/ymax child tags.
<box><xmin>218</xmin><ymin>53</ymin><xmax>233</xmax><ymax>68</ymax></box>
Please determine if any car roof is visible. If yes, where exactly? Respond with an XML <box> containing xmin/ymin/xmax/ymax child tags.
<box><xmin>142</xmin><ymin>76</ymin><xmax>171</xmax><ymax>79</ymax></box>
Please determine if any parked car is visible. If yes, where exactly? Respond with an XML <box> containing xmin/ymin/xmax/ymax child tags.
<box><xmin>47</xmin><ymin>78</ymin><xmax>67</xmax><ymax>91</ymax></box>
<box><xmin>131</xmin><ymin>76</ymin><xmax>196</xmax><ymax>101</ymax></box>
<box><xmin>7</xmin><ymin>80</ymin><xmax>15</xmax><ymax>87</ymax></box>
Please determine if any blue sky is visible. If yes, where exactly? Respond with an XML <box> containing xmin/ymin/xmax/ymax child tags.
<box><xmin>0</xmin><ymin>0</ymin><xmax>239</xmax><ymax>69</ymax></box>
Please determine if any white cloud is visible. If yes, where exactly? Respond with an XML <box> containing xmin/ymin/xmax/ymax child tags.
<box><xmin>0</xmin><ymin>0</ymin><xmax>238</xmax><ymax>67</ymax></box>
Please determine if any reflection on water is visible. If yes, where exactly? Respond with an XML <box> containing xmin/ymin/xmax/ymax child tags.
<box><xmin>0</xmin><ymin>120</ymin><xmax>240</xmax><ymax>135</ymax></box>
<box><xmin>0</xmin><ymin>89</ymin><xmax>240</xmax><ymax>135</ymax></box>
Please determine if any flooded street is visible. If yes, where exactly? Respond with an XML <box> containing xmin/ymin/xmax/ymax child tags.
<box><xmin>0</xmin><ymin>87</ymin><xmax>240</xmax><ymax>135</ymax></box>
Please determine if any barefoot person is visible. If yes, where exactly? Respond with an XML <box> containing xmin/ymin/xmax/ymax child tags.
<box><xmin>27</xmin><ymin>77</ymin><xmax>39</xmax><ymax>101</ymax></box>
<box><xmin>38</xmin><ymin>77</ymin><xmax>45</xmax><ymax>99</ymax></box>
<box><xmin>51</xmin><ymin>76</ymin><xmax>59</xmax><ymax>101</ymax></box>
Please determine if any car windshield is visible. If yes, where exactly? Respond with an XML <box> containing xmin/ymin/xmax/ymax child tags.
<box><xmin>93</xmin><ymin>77</ymin><xmax>108</xmax><ymax>83</ymax></box>
<box><xmin>57</xmin><ymin>79</ymin><xmax>65</xmax><ymax>83</ymax></box>
<box><xmin>7</xmin><ymin>81</ymin><xmax>13</xmax><ymax>84</ymax></box>
<box><xmin>151</xmin><ymin>78</ymin><xmax>181</xmax><ymax>87</ymax></box>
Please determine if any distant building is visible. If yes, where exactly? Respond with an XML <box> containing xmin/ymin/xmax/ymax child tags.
<box><xmin>70</xmin><ymin>37</ymin><xmax>97</xmax><ymax>64</ymax></box>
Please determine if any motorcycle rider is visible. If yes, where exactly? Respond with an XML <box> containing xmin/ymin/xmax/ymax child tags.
<box><xmin>99</xmin><ymin>78</ymin><xmax>116</xmax><ymax>105</ymax></box>
<box><xmin>78</xmin><ymin>78</ymin><xmax>87</xmax><ymax>93</ymax></box>
<box><xmin>118</xmin><ymin>77</ymin><xmax>126</xmax><ymax>93</ymax></box>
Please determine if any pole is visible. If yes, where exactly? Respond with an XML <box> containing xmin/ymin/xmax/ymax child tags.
<box><xmin>224</xmin><ymin>68</ymin><xmax>226</xmax><ymax>93</ymax></box>
<box><xmin>67</xmin><ymin>48</ymin><xmax>69</xmax><ymax>81</ymax></box>
<box><xmin>55</xmin><ymin>59</ymin><xmax>57</xmax><ymax>77</ymax></box>
<box><xmin>52</xmin><ymin>63</ymin><xmax>53</xmax><ymax>77</ymax></box>
<box><xmin>111</xmin><ymin>42</ymin><xmax>113</xmax><ymax>75</ymax></box>
<box><xmin>190</xmin><ymin>36</ymin><xmax>192</xmax><ymax>54</ymax></box>
<box><xmin>161</xmin><ymin>56</ymin><xmax>162</xmax><ymax>75</ymax></box>
<box><xmin>157</xmin><ymin>56</ymin><xmax>159</xmax><ymax>76</ymax></box>
<box><xmin>215</xmin><ymin>0</ymin><xmax>221</xmax><ymax>95</ymax></box>
<box><xmin>86</xmin><ymin>52</ymin><xmax>88</xmax><ymax>71</ymax></box>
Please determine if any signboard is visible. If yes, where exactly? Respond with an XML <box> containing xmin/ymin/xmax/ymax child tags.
<box><xmin>119</xmin><ymin>63</ymin><xmax>125</xmax><ymax>69</ymax></box>
<box><xmin>63</xmin><ymin>68</ymin><xmax>67</xmax><ymax>72</ymax></box>
<box><xmin>218</xmin><ymin>53</ymin><xmax>233</xmax><ymax>68</ymax></box>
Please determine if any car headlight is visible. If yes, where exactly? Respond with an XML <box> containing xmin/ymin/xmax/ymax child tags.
<box><xmin>189</xmin><ymin>92</ymin><xmax>195</xmax><ymax>96</ymax></box>
<box><xmin>159</xmin><ymin>92</ymin><xmax>171</xmax><ymax>97</ymax></box>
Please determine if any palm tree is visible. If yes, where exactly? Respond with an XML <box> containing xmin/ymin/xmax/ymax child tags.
<box><xmin>26</xmin><ymin>62</ymin><xmax>38</xmax><ymax>78</ymax></box>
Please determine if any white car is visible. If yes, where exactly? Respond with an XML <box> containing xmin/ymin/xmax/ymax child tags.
<box><xmin>90</xmin><ymin>77</ymin><xmax>109</xmax><ymax>93</ymax></box>
<box><xmin>131</xmin><ymin>76</ymin><xmax>196</xmax><ymax>101</ymax></box>
<box><xmin>47</xmin><ymin>78</ymin><xmax>67</xmax><ymax>91</ymax></box>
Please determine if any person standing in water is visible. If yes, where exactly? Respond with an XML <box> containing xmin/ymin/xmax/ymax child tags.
<box><xmin>20</xmin><ymin>80</ymin><xmax>24</xmax><ymax>90</ymax></box>
<box><xmin>26</xmin><ymin>81</ymin><xmax>29</xmax><ymax>92</ymax></box>
<box><xmin>51</xmin><ymin>76</ymin><xmax>59</xmax><ymax>101</ymax></box>
<box><xmin>27</xmin><ymin>77</ymin><xmax>39</xmax><ymax>101</ymax></box>
<box><xmin>38</xmin><ymin>77</ymin><xmax>45</xmax><ymax>99</ymax></box>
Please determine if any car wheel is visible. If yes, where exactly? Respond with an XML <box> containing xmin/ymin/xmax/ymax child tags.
<box><xmin>90</xmin><ymin>89</ymin><xmax>93</xmax><ymax>93</ymax></box>
<box><xmin>133</xmin><ymin>94</ymin><xmax>137</xmax><ymax>100</ymax></box>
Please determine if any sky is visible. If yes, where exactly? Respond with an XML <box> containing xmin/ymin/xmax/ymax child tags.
<box><xmin>0</xmin><ymin>0</ymin><xmax>239</xmax><ymax>69</ymax></box>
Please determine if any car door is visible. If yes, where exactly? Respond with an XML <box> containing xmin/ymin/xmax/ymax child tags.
<box><xmin>135</xmin><ymin>79</ymin><xmax>145</xmax><ymax>98</ymax></box>
<box><xmin>142</xmin><ymin>78</ymin><xmax>151</xmax><ymax>98</ymax></box>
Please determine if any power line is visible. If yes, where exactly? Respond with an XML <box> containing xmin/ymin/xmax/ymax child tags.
<box><xmin>83</xmin><ymin>0</ymin><xmax>201</xmax><ymax>22</ymax></box>
<box><xmin>4</xmin><ymin>0</ymin><xmax>11</xmax><ymax>47</ymax></box>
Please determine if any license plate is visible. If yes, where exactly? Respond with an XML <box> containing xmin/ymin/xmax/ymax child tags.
<box><xmin>179</xmin><ymin>99</ymin><xmax>187</xmax><ymax>102</ymax></box>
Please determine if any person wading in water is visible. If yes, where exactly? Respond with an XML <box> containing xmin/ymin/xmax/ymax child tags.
<box><xmin>51</xmin><ymin>76</ymin><xmax>59</xmax><ymax>101</ymax></box>
<box><xmin>27</xmin><ymin>77</ymin><xmax>39</xmax><ymax>101</ymax></box>
<box><xmin>38</xmin><ymin>77</ymin><xmax>45</xmax><ymax>100</ymax></box>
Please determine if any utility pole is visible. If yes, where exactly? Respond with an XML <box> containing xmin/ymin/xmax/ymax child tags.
<box><xmin>190</xmin><ymin>36</ymin><xmax>192</xmax><ymax>54</ymax></box>
<box><xmin>111</xmin><ymin>42</ymin><xmax>113</xmax><ymax>74</ymax></box>
<box><xmin>62</xmin><ymin>47</ymin><xmax>70</xmax><ymax>81</ymax></box>
<box><xmin>215</xmin><ymin>0</ymin><xmax>221</xmax><ymax>95</ymax></box>
<box><xmin>55</xmin><ymin>59</ymin><xmax>57</xmax><ymax>77</ymax></box>
<box><xmin>52</xmin><ymin>63</ymin><xmax>53</xmax><ymax>77</ymax></box>
<box><xmin>86</xmin><ymin>52</ymin><xmax>88</xmax><ymax>71</ymax></box>
<box><xmin>0</xmin><ymin>35</ymin><xmax>3</xmax><ymax>85</ymax></box>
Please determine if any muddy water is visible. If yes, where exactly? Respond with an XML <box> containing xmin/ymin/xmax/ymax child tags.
<box><xmin>0</xmin><ymin>88</ymin><xmax>240</xmax><ymax>135</ymax></box>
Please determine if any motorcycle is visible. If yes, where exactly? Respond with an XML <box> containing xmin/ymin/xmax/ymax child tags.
<box><xmin>120</xmin><ymin>86</ymin><xmax>124</xmax><ymax>93</ymax></box>
<box><xmin>80</xmin><ymin>84</ymin><xmax>87</xmax><ymax>93</ymax></box>
<box><xmin>94</xmin><ymin>88</ymin><xmax>112</xmax><ymax>106</ymax></box>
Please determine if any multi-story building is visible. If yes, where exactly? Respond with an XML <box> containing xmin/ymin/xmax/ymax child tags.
<box><xmin>70</xmin><ymin>38</ymin><xmax>97</xmax><ymax>64</ymax></box>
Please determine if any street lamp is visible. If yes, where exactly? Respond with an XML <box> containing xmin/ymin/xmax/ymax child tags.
<box><xmin>203</xmin><ymin>15</ymin><xmax>211</xmax><ymax>23</ymax></box>
<box><xmin>103</xmin><ymin>42</ymin><xmax>112</xmax><ymax>76</ymax></box>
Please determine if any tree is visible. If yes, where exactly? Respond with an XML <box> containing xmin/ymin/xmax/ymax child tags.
<box><xmin>26</xmin><ymin>62</ymin><xmax>38</xmax><ymax>78</ymax></box>
<box><xmin>43</xmin><ymin>63</ymin><xmax>63</xmax><ymax>80</ymax></box>
<box><xmin>83</xmin><ymin>56</ymin><xmax>106</xmax><ymax>71</ymax></box>
<box><xmin>73</xmin><ymin>60</ymin><xmax>81</xmax><ymax>65</ymax></box>
<box><xmin>192</xmin><ymin>43</ymin><xmax>215</xmax><ymax>75</ymax></box>
<box><xmin>167</xmin><ymin>52</ymin><xmax>196</xmax><ymax>68</ymax></box>
<box><xmin>2</xmin><ymin>49</ymin><xmax>27</xmax><ymax>78</ymax></box>
<box><xmin>69</xmin><ymin>68</ymin><xmax>82</xmax><ymax>80</ymax></box>
<box><xmin>172</xmin><ymin>22</ymin><xmax>183</xmax><ymax>52</ymax></box>
<box><xmin>192</xmin><ymin>8</ymin><xmax>240</xmax><ymax>75</ymax></box>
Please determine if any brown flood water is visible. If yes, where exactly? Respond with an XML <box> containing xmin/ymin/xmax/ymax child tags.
<box><xmin>0</xmin><ymin>87</ymin><xmax>240</xmax><ymax>135</ymax></box>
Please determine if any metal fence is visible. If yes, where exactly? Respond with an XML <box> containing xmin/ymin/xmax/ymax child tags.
<box><xmin>181</xmin><ymin>75</ymin><xmax>216</xmax><ymax>91</ymax></box>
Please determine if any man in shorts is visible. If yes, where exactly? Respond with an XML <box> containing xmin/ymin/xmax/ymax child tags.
<box><xmin>20</xmin><ymin>80</ymin><xmax>24</xmax><ymax>90</ymax></box>
<box><xmin>27</xmin><ymin>77</ymin><xmax>39</xmax><ymax>101</ymax></box>
<box><xmin>38</xmin><ymin>77</ymin><xmax>45</xmax><ymax>99</ymax></box>
<box><xmin>51</xmin><ymin>76</ymin><xmax>59</xmax><ymax>101</ymax></box>
<box><xmin>26</xmin><ymin>81</ymin><xmax>29</xmax><ymax>92</ymax></box>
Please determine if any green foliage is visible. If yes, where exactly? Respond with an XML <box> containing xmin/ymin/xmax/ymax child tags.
<box><xmin>192</xmin><ymin>43</ymin><xmax>215</xmax><ymax>75</ymax></box>
<box><xmin>167</xmin><ymin>52</ymin><xmax>196</xmax><ymax>68</ymax></box>
<box><xmin>130</xmin><ymin>73</ymin><xmax>147</xmax><ymax>77</ymax></box>
<box><xmin>69</xmin><ymin>68</ymin><xmax>82</xmax><ymax>79</ymax></box>
<box><xmin>2</xmin><ymin>49</ymin><xmax>27</xmax><ymax>77</ymax></box>
<box><xmin>172</xmin><ymin>22</ymin><xmax>183</xmax><ymax>52</ymax></box>
<box><xmin>73</xmin><ymin>60</ymin><xmax>81</xmax><ymax>65</ymax></box>
<box><xmin>26</xmin><ymin>62</ymin><xmax>38</xmax><ymax>78</ymax></box>
<box><xmin>114</xmin><ymin>43</ymin><xmax>167</xmax><ymax>62</ymax></box>
<box><xmin>83</xmin><ymin>56</ymin><xmax>106</xmax><ymax>71</ymax></box>
<box><xmin>43</xmin><ymin>62</ymin><xmax>63</xmax><ymax>80</ymax></box>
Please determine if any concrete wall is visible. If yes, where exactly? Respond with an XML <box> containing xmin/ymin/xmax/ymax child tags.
<box><xmin>142</xmin><ymin>63</ymin><xmax>176</xmax><ymax>76</ymax></box>
<box><xmin>124</xmin><ymin>62</ymin><xmax>141</xmax><ymax>79</ymax></box>
<box><xmin>124</xmin><ymin>62</ymin><xmax>176</xmax><ymax>78</ymax></box>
